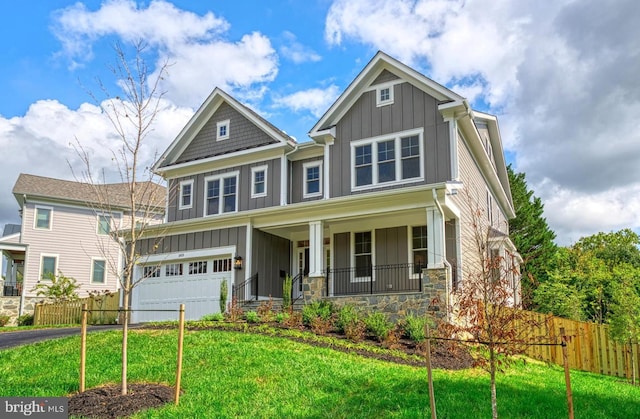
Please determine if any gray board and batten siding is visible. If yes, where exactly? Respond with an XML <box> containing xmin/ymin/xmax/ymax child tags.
<box><xmin>252</xmin><ymin>229</ymin><xmax>291</xmax><ymax>298</ymax></box>
<box><xmin>137</xmin><ymin>226</ymin><xmax>247</xmax><ymax>259</ymax></box>
<box><xmin>291</xmin><ymin>157</ymin><xmax>324</xmax><ymax>203</ymax></box>
<box><xmin>330</xmin><ymin>81</ymin><xmax>452</xmax><ymax>198</ymax></box>
<box><xmin>173</xmin><ymin>102</ymin><xmax>280</xmax><ymax>165</ymax></box>
<box><xmin>167</xmin><ymin>158</ymin><xmax>282</xmax><ymax>222</ymax></box>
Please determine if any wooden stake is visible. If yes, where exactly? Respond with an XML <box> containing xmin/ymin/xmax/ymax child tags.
<box><xmin>80</xmin><ymin>303</ymin><xmax>88</xmax><ymax>393</ymax></box>
<box><xmin>560</xmin><ymin>327</ymin><xmax>574</xmax><ymax>419</ymax></box>
<box><xmin>425</xmin><ymin>323</ymin><xmax>437</xmax><ymax>419</ymax></box>
<box><xmin>175</xmin><ymin>304</ymin><xmax>185</xmax><ymax>405</ymax></box>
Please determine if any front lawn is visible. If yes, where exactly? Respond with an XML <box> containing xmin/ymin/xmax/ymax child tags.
<box><xmin>1</xmin><ymin>328</ymin><xmax>639</xmax><ymax>418</ymax></box>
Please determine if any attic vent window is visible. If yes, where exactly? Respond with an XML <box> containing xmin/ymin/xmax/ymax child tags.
<box><xmin>376</xmin><ymin>85</ymin><xmax>394</xmax><ymax>107</ymax></box>
<box><xmin>217</xmin><ymin>119</ymin><xmax>230</xmax><ymax>141</ymax></box>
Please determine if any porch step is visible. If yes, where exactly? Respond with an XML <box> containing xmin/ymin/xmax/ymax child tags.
<box><xmin>239</xmin><ymin>299</ymin><xmax>304</xmax><ymax>313</ymax></box>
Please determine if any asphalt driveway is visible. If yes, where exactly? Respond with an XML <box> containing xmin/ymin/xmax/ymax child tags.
<box><xmin>0</xmin><ymin>325</ymin><xmax>133</xmax><ymax>349</ymax></box>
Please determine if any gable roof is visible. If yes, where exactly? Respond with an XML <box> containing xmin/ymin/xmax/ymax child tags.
<box><xmin>12</xmin><ymin>173</ymin><xmax>165</xmax><ymax>210</ymax></box>
<box><xmin>2</xmin><ymin>224</ymin><xmax>20</xmax><ymax>237</ymax></box>
<box><xmin>309</xmin><ymin>51</ymin><xmax>466</xmax><ymax>139</ymax></box>
<box><xmin>154</xmin><ymin>88</ymin><xmax>296</xmax><ymax>172</ymax></box>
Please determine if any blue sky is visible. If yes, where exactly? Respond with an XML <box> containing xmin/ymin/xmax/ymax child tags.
<box><xmin>1</xmin><ymin>0</ymin><xmax>639</xmax><ymax>246</ymax></box>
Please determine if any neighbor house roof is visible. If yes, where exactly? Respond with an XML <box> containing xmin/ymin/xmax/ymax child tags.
<box><xmin>12</xmin><ymin>173</ymin><xmax>166</xmax><ymax>211</ymax></box>
<box><xmin>2</xmin><ymin>224</ymin><xmax>20</xmax><ymax>237</ymax></box>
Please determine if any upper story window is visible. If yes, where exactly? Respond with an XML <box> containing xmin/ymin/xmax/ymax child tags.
<box><xmin>303</xmin><ymin>161</ymin><xmax>322</xmax><ymax>198</ymax></box>
<box><xmin>34</xmin><ymin>206</ymin><xmax>52</xmax><ymax>230</ymax></box>
<box><xmin>217</xmin><ymin>119</ymin><xmax>230</xmax><ymax>141</ymax></box>
<box><xmin>205</xmin><ymin>172</ymin><xmax>239</xmax><ymax>216</ymax></box>
<box><xmin>97</xmin><ymin>214</ymin><xmax>112</xmax><ymax>235</ymax></box>
<box><xmin>376</xmin><ymin>84</ymin><xmax>394</xmax><ymax>107</ymax></box>
<box><xmin>91</xmin><ymin>259</ymin><xmax>106</xmax><ymax>284</ymax></box>
<box><xmin>351</xmin><ymin>129</ymin><xmax>423</xmax><ymax>191</ymax></box>
<box><xmin>179</xmin><ymin>180</ymin><xmax>194</xmax><ymax>210</ymax></box>
<box><xmin>251</xmin><ymin>165</ymin><xmax>268</xmax><ymax>198</ymax></box>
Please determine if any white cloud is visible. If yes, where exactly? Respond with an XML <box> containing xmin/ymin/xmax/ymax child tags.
<box><xmin>279</xmin><ymin>31</ymin><xmax>322</xmax><ymax>64</ymax></box>
<box><xmin>324</xmin><ymin>0</ymin><xmax>640</xmax><ymax>245</ymax></box>
<box><xmin>273</xmin><ymin>85</ymin><xmax>341</xmax><ymax>118</ymax></box>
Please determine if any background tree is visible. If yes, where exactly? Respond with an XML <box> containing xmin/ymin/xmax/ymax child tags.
<box><xmin>74</xmin><ymin>42</ymin><xmax>168</xmax><ymax>395</ymax></box>
<box><xmin>608</xmin><ymin>272</ymin><xmax>640</xmax><ymax>385</ymax></box>
<box><xmin>507</xmin><ymin>165</ymin><xmax>557</xmax><ymax>309</ymax></box>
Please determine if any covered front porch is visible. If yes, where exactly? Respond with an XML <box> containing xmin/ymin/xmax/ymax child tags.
<box><xmin>0</xmin><ymin>230</ymin><xmax>26</xmax><ymax>297</ymax></box>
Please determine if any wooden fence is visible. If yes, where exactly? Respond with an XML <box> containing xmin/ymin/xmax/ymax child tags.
<box><xmin>521</xmin><ymin>310</ymin><xmax>639</xmax><ymax>379</ymax></box>
<box><xmin>33</xmin><ymin>294</ymin><xmax>120</xmax><ymax>326</ymax></box>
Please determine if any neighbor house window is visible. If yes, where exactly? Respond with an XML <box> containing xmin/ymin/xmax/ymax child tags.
<box><xmin>303</xmin><ymin>162</ymin><xmax>322</xmax><ymax>198</ymax></box>
<box><xmin>376</xmin><ymin>85</ymin><xmax>394</xmax><ymax>107</ymax></box>
<box><xmin>143</xmin><ymin>266</ymin><xmax>160</xmax><ymax>278</ymax></box>
<box><xmin>91</xmin><ymin>259</ymin><xmax>106</xmax><ymax>284</ymax></box>
<box><xmin>486</xmin><ymin>189</ymin><xmax>494</xmax><ymax>225</ymax></box>
<box><xmin>251</xmin><ymin>165</ymin><xmax>268</xmax><ymax>198</ymax></box>
<box><xmin>97</xmin><ymin>214</ymin><xmax>111</xmax><ymax>235</ymax></box>
<box><xmin>205</xmin><ymin>172</ymin><xmax>239</xmax><ymax>216</ymax></box>
<box><xmin>412</xmin><ymin>226</ymin><xmax>428</xmax><ymax>273</ymax></box>
<box><xmin>165</xmin><ymin>263</ymin><xmax>183</xmax><ymax>276</ymax></box>
<box><xmin>179</xmin><ymin>180</ymin><xmax>194</xmax><ymax>209</ymax></box>
<box><xmin>351</xmin><ymin>129</ymin><xmax>423</xmax><ymax>190</ymax></box>
<box><xmin>34</xmin><ymin>206</ymin><xmax>52</xmax><ymax>229</ymax></box>
<box><xmin>41</xmin><ymin>255</ymin><xmax>57</xmax><ymax>280</ymax></box>
<box><xmin>189</xmin><ymin>261</ymin><xmax>207</xmax><ymax>275</ymax></box>
<box><xmin>217</xmin><ymin>119</ymin><xmax>230</xmax><ymax>141</ymax></box>
<box><xmin>354</xmin><ymin>231</ymin><xmax>372</xmax><ymax>280</ymax></box>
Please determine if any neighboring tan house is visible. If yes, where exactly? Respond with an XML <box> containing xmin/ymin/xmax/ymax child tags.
<box><xmin>0</xmin><ymin>174</ymin><xmax>165</xmax><ymax>317</ymax></box>
<box><xmin>131</xmin><ymin>51</ymin><xmax>521</xmax><ymax>322</ymax></box>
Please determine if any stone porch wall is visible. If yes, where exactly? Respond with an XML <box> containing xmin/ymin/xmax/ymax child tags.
<box><xmin>303</xmin><ymin>268</ymin><xmax>449</xmax><ymax>322</ymax></box>
<box><xmin>0</xmin><ymin>297</ymin><xmax>40</xmax><ymax>326</ymax></box>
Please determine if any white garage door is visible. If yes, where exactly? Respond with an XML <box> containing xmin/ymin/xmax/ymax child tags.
<box><xmin>131</xmin><ymin>257</ymin><xmax>233</xmax><ymax>323</ymax></box>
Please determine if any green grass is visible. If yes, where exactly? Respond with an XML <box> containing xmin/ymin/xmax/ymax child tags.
<box><xmin>1</xmin><ymin>328</ymin><xmax>639</xmax><ymax>418</ymax></box>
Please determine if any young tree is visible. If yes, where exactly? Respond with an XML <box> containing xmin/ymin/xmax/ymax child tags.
<box><xmin>74</xmin><ymin>42</ymin><xmax>168</xmax><ymax>395</ymax></box>
<box><xmin>507</xmin><ymin>165</ymin><xmax>557</xmax><ymax>309</ymax></box>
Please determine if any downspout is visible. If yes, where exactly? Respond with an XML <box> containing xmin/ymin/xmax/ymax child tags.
<box><xmin>432</xmin><ymin>188</ymin><xmax>452</xmax><ymax>322</ymax></box>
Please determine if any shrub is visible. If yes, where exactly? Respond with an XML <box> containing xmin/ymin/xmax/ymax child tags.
<box><xmin>275</xmin><ymin>312</ymin><xmax>290</xmax><ymax>324</ymax></box>
<box><xmin>257</xmin><ymin>298</ymin><xmax>275</xmax><ymax>322</ymax></box>
<box><xmin>17</xmin><ymin>314</ymin><xmax>34</xmax><ymax>326</ymax></box>
<box><xmin>201</xmin><ymin>313</ymin><xmax>225</xmax><ymax>322</ymax></box>
<box><xmin>31</xmin><ymin>271</ymin><xmax>80</xmax><ymax>302</ymax></box>
<box><xmin>383</xmin><ymin>326</ymin><xmax>402</xmax><ymax>349</ymax></box>
<box><xmin>219</xmin><ymin>280</ymin><xmax>228</xmax><ymax>314</ymax></box>
<box><xmin>282</xmin><ymin>275</ymin><xmax>293</xmax><ymax>311</ymax></box>
<box><xmin>284</xmin><ymin>311</ymin><xmax>303</xmax><ymax>329</ymax></box>
<box><xmin>310</xmin><ymin>316</ymin><xmax>333</xmax><ymax>335</ymax></box>
<box><xmin>245</xmin><ymin>311</ymin><xmax>260</xmax><ymax>323</ymax></box>
<box><xmin>0</xmin><ymin>315</ymin><xmax>10</xmax><ymax>327</ymax></box>
<box><xmin>227</xmin><ymin>297</ymin><xmax>244</xmax><ymax>322</ymax></box>
<box><xmin>365</xmin><ymin>312</ymin><xmax>393</xmax><ymax>342</ymax></box>
<box><xmin>344</xmin><ymin>319</ymin><xmax>366</xmax><ymax>342</ymax></box>
<box><xmin>402</xmin><ymin>313</ymin><xmax>434</xmax><ymax>343</ymax></box>
<box><xmin>302</xmin><ymin>300</ymin><xmax>334</xmax><ymax>326</ymax></box>
<box><xmin>336</xmin><ymin>304</ymin><xmax>359</xmax><ymax>334</ymax></box>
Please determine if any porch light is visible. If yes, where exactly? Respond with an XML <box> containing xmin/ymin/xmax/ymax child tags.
<box><xmin>234</xmin><ymin>256</ymin><xmax>243</xmax><ymax>270</ymax></box>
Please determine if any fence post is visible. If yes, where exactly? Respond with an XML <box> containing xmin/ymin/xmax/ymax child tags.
<box><xmin>560</xmin><ymin>327</ymin><xmax>574</xmax><ymax>419</ymax></box>
<box><xmin>175</xmin><ymin>304</ymin><xmax>185</xmax><ymax>405</ymax></box>
<box><xmin>80</xmin><ymin>303</ymin><xmax>88</xmax><ymax>393</ymax></box>
<box><xmin>425</xmin><ymin>323</ymin><xmax>437</xmax><ymax>419</ymax></box>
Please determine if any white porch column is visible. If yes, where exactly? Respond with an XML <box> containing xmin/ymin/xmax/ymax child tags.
<box><xmin>309</xmin><ymin>220</ymin><xmax>324</xmax><ymax>277</ymax></box>
<box><xmin>427</xmin><ymin>207</ymin><xmax>445</xmax><ymax>269</ymax></box>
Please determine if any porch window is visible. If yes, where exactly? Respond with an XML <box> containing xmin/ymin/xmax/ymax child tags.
<box><xmin>354</xmin><ymin>231</ymin><xmax>372</xmax><ymax>279</ymax></box>
<box><xmin>251</xmin><ymin>165</ymin><xmax>268</xmax><ymax>198</ymax></box>
<box><xmin>97</xmin><ymin>214</ymin><xmax>111</xmax><ymax>235</ymax></box>
<box><xmin>41</xmin><ymin>255</ymin><xmax>57</xmax><ymax>279</ymax></box>
<box><xmin>35</xmin><ymin>206</ymin><xmax>52</xmax><ymax>229</ymax></box>
<box><xmin>205</xmin><ymin>173</ymin><xmax>238</xmax><ymax>216</ymax></box>
<box><xmin>179</xmin><ymin>180</ymin><xmax>193</xmax><ymax>209</ymax></box>
<box><xmin>91</xmin><ymin>259</ymin><xmax>106</xmax><ymax>284</ymax></box>
<box><xmin>303</xmin><ymin>161</ymin><xmax>322</xmax><ymax>198</ymax></box>
<box><xmin>412</xmin><ymin>226</ymin><xmax>428</xmax><ymax>274</ymax></box>
<box><xmin>165</xmin><ymin>263</ymin><xmax>183</xmax><ymax>276</ymax></box>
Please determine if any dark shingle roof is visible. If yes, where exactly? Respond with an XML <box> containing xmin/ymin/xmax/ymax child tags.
<box><xmin>12</xmin><ymin>174</ymin><xmax>165</xmax><ymax>210</ymax></box>
<box><xmin>2</xmin><ymin>224</ymin><xmax>20</xmax><ymax>237</ymax></box>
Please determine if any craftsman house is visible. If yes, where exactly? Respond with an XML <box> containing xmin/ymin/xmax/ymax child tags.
<box><xmin>131</xmin><ymin>51</ymin><xmax>521</xmax><ymax>322</ymax></box>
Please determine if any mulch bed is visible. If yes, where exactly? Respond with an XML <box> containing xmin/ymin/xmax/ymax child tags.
<box><xmin>68</xmin><ymin>324</ymin><xmax>474</xmax><ymax>418</ymax></box>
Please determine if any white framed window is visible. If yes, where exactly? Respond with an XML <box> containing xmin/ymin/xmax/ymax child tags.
<box><xmin>143</xmin><ymin>265</ymin><xmax>160</xmax><ymax>278</ymax></box>
<box><xmin>34</xmin><ymin>205</ymin><xmax>53</xmax><ymax>230</ymax></box>
<box><xmin>40</xmin><ymin>254</ymin><xmax>58</xmax><ymax>280</ymax></box>
<box><xmin>91</xmin><ymin>258</ymin><xmax>106</xmax><ymax>284</ymax></box>
<box><xmin>204</xmin><ymin>172</ymin><xmax>239</xmax><ymax>216</ymax></box>
<box><xmin>376</xmin><ymin>84</ymin><xmax>394</xmax><ymax>107</ymax></box>
<box><xmin>217</xmin><ymin>119</ymin><xmax>230</xmax><ymax>141</ymax></box>
<box><xmin>303</xmin><ymin>161</ymin><xmax>323</xmax><ymax>198</ymax></box>
<box><xmin>352</xmin><ymin>231</ymin><xmax>373</xmax><ymax>282</ymax></box>
<box><xmin>411</xmin><ymin>226</ymin><xmax>428</xmax><ymax>274</ymax></box>
<box><xmin>351</xmin><ymin>128</ymin><xmax>423</xmax><ymax>191</ymax></box>
<box><xmin>165</xmin><ymin>263</ymin><xmax>183</xmax><ymax>276</ymax></box>
<box><xmin>179</xmin><ymin>180</ymin><xmax>194</xmax><ymax>210</ymax></box>
<box><xmin>486</xmin><ymin>189</ymin><xmax>494</xmax><ymax>225</ymax></box>
<box><xmin>189</xmin><ymin>260</ymin><xmax>208</xmax><ymax>275</ymax></box>
<box><xmin>97</xmin><ymin>214</ymin><xmax>112</xmax><ymax>235</ymax></box>
<box><xmin>212</xmin><ymin>258</ymin><xmax>232</xmax><ymax>272</ymax></box>
<box><xmin>251</xmin><ymin>165</ymin><xmax>268</xmax><ymax>198</ymax></box>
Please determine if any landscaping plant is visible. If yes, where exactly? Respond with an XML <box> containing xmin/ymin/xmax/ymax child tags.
<box><xmin>219</xmin><ymin>279</ymin><xmax>228</xmax><ymax>314</ymax></box>
<box><xmin>31</xmin><ymin>271</ymin><xmax>80</xmax><ymax>302</ymax></box>
<box><xmin>245</xmin><ymin>311</ymin><xmax>260</xmax><ymax>323</ymax></box>
<box><xmin>364</xmin><ymin>312</ymin><xmax>393</xmax><ymax>342</ymax></box>
<box><xmin>282</xmin><ymin>275</ymin><xmax>293</xmax><ymax>311</ymax></box>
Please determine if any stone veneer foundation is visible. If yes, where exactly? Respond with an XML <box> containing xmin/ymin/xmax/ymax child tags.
<box><xmin>0</xmin><ymin>297</ymin><xmax>41</xmax><ymax>326</ymax></box>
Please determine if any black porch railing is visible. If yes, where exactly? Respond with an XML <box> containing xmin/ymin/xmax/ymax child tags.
<box><xmin>327</xmin><ymin>263</ymin><xmax>423</xmax><ymax>296</ymax></box>
<box><xmin>3</xmin><ymin>285</ymin><xmax>21</xmax><ymax>297</ymax></box>
<box><xmin>232</xmin><ymin>273</ymin><xmax>258</xmax><ymax>303</ymax></box>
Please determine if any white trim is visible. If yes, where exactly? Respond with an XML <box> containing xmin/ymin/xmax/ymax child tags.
<box><xmin>376</xmin><ymin>83</ymin><xmax>395</xmax><ymax>107</ymax></box>
<box><xmin>178</xmin><ymin>179</ymin><xmax>194</xmax><ymax>210</ymax></box>
<box><xmin>350</xmin><ymin>128</ymin><xmax>424</xmax><ymax>191</ymax></box>
<box><xmin>303</xmin><ymin>161</ymin><xmax>323</xmax><ymax>198</ymax></box>
<box><xmin>216</xmin><ymin>119</ymin><xmax>230</xmax><ymax>141</ymax></box>
<box><xmin>204</xmin><ymin>171</ymin><xmax>240</xmax><ymax>216</ymax></box>
<box><xmin>33</xmin><ymin>205</ymin><xmax>53</xmax><ymax>230</ymax></box>
<box><xmin>138</xmin><ymin>246</ymin><xmax>236</xmax><ymax>264</ymax></box>
<box><xmin>280</xmin><ymin>153</ymin><xmax>288</xmax><ymax>206</ymax></box>
<box><xmin>324</xmin><ymin>140</ymin><xmax>333</xmax><ymax>199</ymax></box>
<box><xmin>39</xmin><ymin>253</ymin><xmax>58</xmax><ymax>280</ymax></box>
<box><xmin>409</xmin><ymin>225</ymin><xmax>428</xmax><ymax>277</ymax></box>
<box><xmin>90</xmin><ymin>257</ymin><xmax>107</xmax><ymax>284</ymax></box>
<box><xmin>251</xmin><ymin>165</ymin><xmax>268</xmax><ymax>198</ymax></box>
